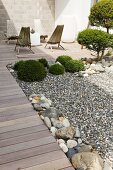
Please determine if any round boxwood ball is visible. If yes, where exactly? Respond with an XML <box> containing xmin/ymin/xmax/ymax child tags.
<box><xmin>17</xmin><ymin>60</ymin><xmax>47</xmax><ymax>82</ymax></box>
<box><xmin>65</xmin><ymin>60</ymin><xmax>84</xmax><ymax>73</ymax></box>
<box><xmin>13</xmin><ymin>60</ymin><xmax>25</xmax><ymax>71</ymax></box>
<box><xmin>56</xmin><ymin>55</ymin><xmax>72</xmax><ymax>66</ymax></box>
<box><xmin>49</xmin><ymin>64</ymin><xmax>65</xmax><ymax>75</ymax></box>
<box><xmin>38</xmin><ymin>58</ymin><xmax>49</xmax><ymax>68</ymax></box>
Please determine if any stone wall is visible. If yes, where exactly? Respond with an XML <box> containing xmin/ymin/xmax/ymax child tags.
<box><xmin>0</xmin><ymin>0</ymin><xmax>55</xmax><ymax>35</ymax></box>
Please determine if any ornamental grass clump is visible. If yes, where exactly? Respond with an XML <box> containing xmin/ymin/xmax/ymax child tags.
<box><xmin>17</xmin><ymin>60</ymin><xmax>47</xmax><ymax>82</ymax></box>
<box><xmin>56</xmin><ymin>55</ymin><xmax>72</xmax><ymax>66</ymax></box>
<box><xmin>65</xmin><ymin>60</ymin><xmax>84</xmax><ymax>73</ymax></box>
<box><xmin>77</xmin><ymin>29</ymin><xmax>113</xmax><ymax>61</ymax></box>
<box><xmin>49</xmin><ymin>64</ymin><xmax>65</xmax><ymax>75</ymax></box>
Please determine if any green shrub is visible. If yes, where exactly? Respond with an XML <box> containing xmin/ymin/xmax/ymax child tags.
<box><xmin>77</xmin><ymin>29</ymin><xmax>112</xmax><ymax>60</ymax></box>
<box><xmin>13</xmin><ymin>60</ymin><xmax>25</xmax><ymax>71</ymax></box>
<box><xmin>65</xmin><ymin>60</ymin><xmax>84</xmax><ymax>73</ymax></box>
<box><xmin>38</xmin><ymin>58</ymin><xmax>48</xmax><ymax>68</ymax></box>
<box><xmin>17</xmin><ymin>60</ymin><xmax>47</xmax><ymax>82</ymax></box>
<box><xmin>89</xmin><ymin>0</ymin><xmax>113</xmax><ymax>33</ymax></box>
<box><xmin>49</xmin><ymin>64</ymin><xmax>65</xmax><ymax>75</ymax></box>
<box><xmin>56</xmin><ymin>55</ymin><xmax>72</xmax><ymax>66</ymax></box>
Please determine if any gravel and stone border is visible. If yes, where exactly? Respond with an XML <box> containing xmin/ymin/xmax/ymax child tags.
<box><xmin>7</xmin><ymin>63</ymin><xmax>113</xmax><ymax>169</ymax></box>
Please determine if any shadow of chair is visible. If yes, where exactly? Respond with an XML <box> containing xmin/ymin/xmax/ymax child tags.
<box><xmin>45</xmin><ymin>25</ymin><xmax>65</xmax><ymax>50</ymax></box>
<box><xmin>15</xmin><ymin>27</ymin><xmax>34</xmax><ymax>54</ymax></box>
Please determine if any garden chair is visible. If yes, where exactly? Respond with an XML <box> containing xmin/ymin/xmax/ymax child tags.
<box><xmin>45</xmin><ymin>25</ymin><xmax>65</xmax><ymax>50</ymax></box>
<box><xmin>15</xmin><ymin>27</ymin><xmax>33</xmax><ymax>54</ymax></box>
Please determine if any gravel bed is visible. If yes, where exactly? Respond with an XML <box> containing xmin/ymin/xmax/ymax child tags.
<box><xmin>11</xmin><ymin>70</ymin><xmax>113</xmax><ymax>160</ymax></box>
<box><xmin>87</xmin><ymin>72</ymin><xmax>113</xmax><ymax>96</ymax></box>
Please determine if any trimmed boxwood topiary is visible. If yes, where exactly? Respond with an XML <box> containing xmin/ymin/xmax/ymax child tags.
<box><xmin>17</xmin><ymin>60</ymin><xmax>47</xmax><ymax>82</ymax></box>
<box><xmin>13</xmin><ymin>60</ymin><xmax>25</xmax><ymax>71</ymax></box>
<box><xmin>77</xmin><ymin>29</ymin><xmax>112</xmax><ymax>61</ymax></box>
<box><xmin>65</xmin><ymin>60</ymin><xmax>84</xmax><ymax>73</ymax></box>
<box><xmin>38</xmin><ymin>58</ymin><xmax>48</xmax><ymax>68</ymax></box>
<box><xmin>49</xmin><ymin>64</ymin><xmax>65</xmax><ymax>75</ymax></box>
<box><xmin>56</xmin><ymin>55</ymin><xmax>72</xmax><ymax>66</ymax></box>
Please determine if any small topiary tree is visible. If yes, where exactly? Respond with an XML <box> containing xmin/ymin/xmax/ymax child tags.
<box><xmin>56</xmin><ymin>55</ymin><xmax>72</xmax><ymax>66</ymax></box>
<box><xmin>13</xmin><ymin>60</ymin><xmax>25</xmax><ymax>71</ymax></box>
<box><xmin>38</xmin><ymin>58</ymin><xmax>49</xmax><ymax>68</ymax></box>
<box><xmin>77</xmin><ymin>29</ymin><xmax>113</xmax><ymax>61</ymax></box>
<box><xmin>65</xmin><ymin>60</ymin><xmax>84</xmax><ymax>73</ymax></box>
<box><xmin>49</xmin><ymin>64</ymin><xmax>65</xmax><ymax>75</ymax></box>
<box><xmin>89</xmin><ymin>0</ymin><xmax>113</xmax><ymax>33</ymax></box>
<box><xmin>17</xmin><ymin>60</ymin><xmax>47</xmax><ymax>82</ymax></box>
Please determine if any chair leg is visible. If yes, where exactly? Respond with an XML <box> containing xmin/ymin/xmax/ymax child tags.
<box><xmin>29</xmin><ymin>46</ymin><xmax>34</xmax><ymax>54</ymax></box>
<box><xmin>59</xmin><ymin>44</ymin><xmax>66</xmax><ymax>50</ymax></box>
<box><xmin>14</xmin><ymin>45</ymin><xmax>17</xmax><ymax>51</ymax></box>
<box><xmin>45</xmin><ymin>43</ymin><xmax>48</xmax><ymax>48</ymax></box>
<box><xmin>17</xmin><ymin>48</ymin><xmax>19</xmax><ymax>55</ymax></box>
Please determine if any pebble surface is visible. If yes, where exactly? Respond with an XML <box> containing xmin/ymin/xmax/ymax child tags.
<box><xmin>11</xmin><ymin>71</ymin><xmax>113</xmax><ymax>160</ymax></box>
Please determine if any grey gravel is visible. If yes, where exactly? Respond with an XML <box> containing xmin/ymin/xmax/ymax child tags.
<box><xmin>10</xmin><ymin>70</ymin><xmax>113</xmax><ymax>160</ymax></box>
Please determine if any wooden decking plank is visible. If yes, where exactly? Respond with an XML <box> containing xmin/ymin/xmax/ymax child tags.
<box><xmin>0</xmin><ymin>130</ymin><xmax>51</xmax><ymax>147</ymax></box>
<box><xmin>22</xmin><ymin>158</ymin><xmax>71</xmax><ymax>170</ymax></box>
<box><xmin>0</xmin><ymin>143</ymin><xmax>59</xmax><ymax>165</ymax></box>
<box><xmin>0</xmin><ymin>136</ymin><xmax>56</xmax><ymax>155</ymax></box>
<box><xmin>0</xmin><ymin>119</ymin><xmax>43</xmax><ymax>133</ymax></box>
<box><xmin>0</xmin><ymin>97</ymin><xmax>29</xmax><ymax>108</ymax></box>
<box><xmin>60</xmin><ymin>167</ymin><xmax>75</xmax><ymax>170</ymax></box>
<box><xmin>0</xmin><ymin>104</ymin><xmax>33</xmax><ymax>115</ymax></box>
<box><xmin>0</xmin><ymin>103</ymin><xmax>32</xmax><ymax>113</ymax></box>
<box><xmin>0</xmin><ymin>150</ymin><xmax>66</xmax><ymax>170</ymax></box>
<box><xmin>0</xmin><ymin>111</ymin><xmax>34</xmax><ymax>122</ymax></box>
<box><xmin>0</xmin><ymin>115</ymin><xmax>40</xmax><ymax>128</ymax></box>
<box><xmin>0</xmin><ymin>124</ymin><xmax>47</xmax><ymax>140</ymax></box>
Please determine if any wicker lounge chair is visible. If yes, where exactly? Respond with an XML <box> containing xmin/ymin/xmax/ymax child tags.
<box><xmin>45</xmin><ymin>25</ymin><xmax>65</xmax><ymax>50</ymax></box>
<box><xmin>15</xmin><ymin>27</ymin><xmax>33</xmax><ymax>54</ymax></box>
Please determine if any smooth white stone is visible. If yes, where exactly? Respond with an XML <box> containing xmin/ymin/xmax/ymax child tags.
<box><xmin>67</xmin><ymin>140</ymin><xmax>77</xmax><ymax>148</ymax></box>
<box><xmin>83</xmin><ymin>73</ymin><xmax>88</xmax><ymax>77</ymax></box>
<box><xmin>50</xmin><ymin>126</ymin><xmax>57</xmax><ymax>136</ymax></box>
<box><xmin>44</xmin><ymin>117</ymin><xmax>51</xmax><ymax>129</ymax></box>
<box><xmin>40</xmin><ymin>115</ymin><xmax>44</xmax><ymax>120</ymax></box>
<box><xmin>59</xmin><ymin>143</ymin><xmax>68</xmax><ymax>153</ymax></box>
<box><xmin>103</xmin><ymin>159</ymin><xmax>112</xmax><ymax>170</ymax></box>
<box><xmin>57</xmin><ymin>139</ymin><xmax>65</xmax><ymax>144</ymax></box>
<box><xmin>78</xmin><ymin>138</ymin><xmax>82</xmax><ymax>144</ymax></box>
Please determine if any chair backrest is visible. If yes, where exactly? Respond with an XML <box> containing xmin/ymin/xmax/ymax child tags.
<box><xmin>16</xmin><ymin>27</ymin><xmax>31</xmax><ymax>47</ymax></box>
<box><xmin>48</xmin><ymin>25</ymin><xmax>64</xmax><ymax>44</ymax></box>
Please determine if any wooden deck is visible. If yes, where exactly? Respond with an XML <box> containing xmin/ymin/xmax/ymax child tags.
<box><xmin>0</xmin><ymin>43</ymin><xmax>74</xmax><ymax>170</ymax></box>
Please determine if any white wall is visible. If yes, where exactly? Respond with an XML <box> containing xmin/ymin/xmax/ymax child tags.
<box><xmin>55</xmin><ymin>0</ymin><xmax>91</xmax><ymax>40</ymax></box>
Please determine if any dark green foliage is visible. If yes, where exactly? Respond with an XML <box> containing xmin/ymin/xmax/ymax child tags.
<box><xmin>65</xmin><ymin>60</ymin><xmax>84</xmax><ymax>73</ymax></box>
<box><xmin>56</xmin><ymin>55</ymin><xmax>72</xmax><ymax>66</ymax></box>
<box><xmin>89</xmin><ymin>0</ymin><xmax>113</xmax><ymax>33</ymax></box>
<box><xmin>49</xmin><ymin>64</ymin><xmax>65</xmax><ymax>75</ymax></box>
<box><xmin>17</xmin><ymin>60</ymin><xmax>47</xmax><ymax>82</ymax></box>
<box><xmin>77</xmin><ymin>29</ymin><xmax>112</xmax><ymax>60</ymax></box>
<box><xmin>38</xmin><ymin>58</ymin><xmax>48</xmax><ymax>68</ymax></box>
<box><xmin>13</xmin><ymin>60</ymin><xmax>25</xmax><ymax>71</ymax></box>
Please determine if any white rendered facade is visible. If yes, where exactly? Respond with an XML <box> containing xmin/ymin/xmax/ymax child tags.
<box><xmin>55</xmin><ymin>0</ymin><xmax>92</xmax><ymax>41</ymax></box>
